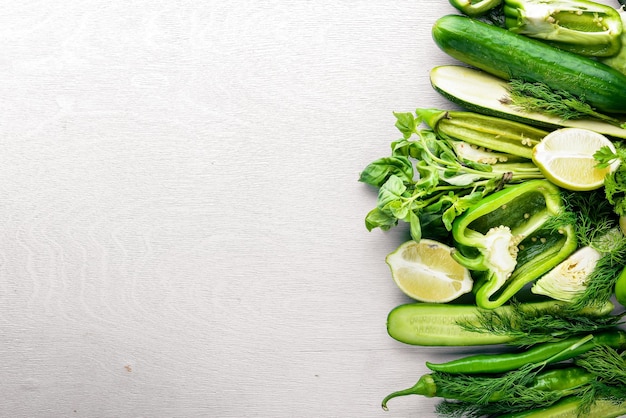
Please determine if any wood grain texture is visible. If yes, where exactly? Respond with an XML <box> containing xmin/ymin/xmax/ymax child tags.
<box><xmin>0</xmin><ymin>0</ymin><xmax>548</xmax><ymax>417</ymax></box>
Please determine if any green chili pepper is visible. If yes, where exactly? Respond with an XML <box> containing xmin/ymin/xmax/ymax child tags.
<box><xmin>504</xmin><ymin>0</ymin><xmax>623</xmax><ymax>57</ymax></box>
<box><xmin>426</xmin><ymin>330</ymin><xmax>626</xmax><ymax>374</ymax></box>
<box><xmin>449</xmin><ymin>0</ymin><xmax>502</xmax><ymax>16</ymax></box>
<box><xmin>529</xmin><ymin>366</ymin><xmax>594</xmax><ymax>392</ymax></box>
<box><xmin>451</xmin><ymin>180</ymin><xmax>578</xmax><ymax>309</ymax></box>
<box><xmin>382</xmin><ymin>366</ymin><xmax>594</xmax><ymax>410</ymax></box>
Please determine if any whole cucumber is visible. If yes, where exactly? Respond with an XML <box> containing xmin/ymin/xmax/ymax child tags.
<box><xmin>432</xmin><ymin>15</ymin><xmax>626</xmax><ymax>114</ymax></box>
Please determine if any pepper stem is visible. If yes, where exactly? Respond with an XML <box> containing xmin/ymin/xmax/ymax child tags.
<box><xmin>381</xmin><ymin>374</ymin><xmax>436</xmax><ymax>411</ymax></box>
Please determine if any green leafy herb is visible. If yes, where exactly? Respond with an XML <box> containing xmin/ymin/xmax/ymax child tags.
<box><xmin>393</xmin><ymin>111</ymin><xmax>418</xmax><ymax>139</ymax></box>
<box><xmin>595</xmin><ymin>144</ymin><xmax>626</xmax><ymax>217</ymax></box>
<box><xmin>359</xmin><ymin>111</ymin><xmax>543</xmax><ymax>241</ymax></box>
<box><xmin>503</xmin><ymin>79</ymin><xmax>626</xmax><ymax>128</ymax></box>
<box><xmin>358</xmin><ymin>155</ymin><xmax>413</xmax><ymax>187</ymax></box>
<box><xmin>541</xmin><ymin>189</ymin><xmax>626</xmax><ymax>310</ymax></box>
<box><xmin>456</xmin><ymin>300</ymin><xmax>624</xmax><ymax>347</ymax></box>
<box><xmin>433</xmin><ymin>366</ymin><xmax>552</xmax><ymax>407</ymax></box>
<box><xmin>558</xmin><ymin>189</ymin><xmax>618</xmax><ymax>248</ymax></box>
<box><xmin>576</xmin><ymin>346</ymin><xmax>626</xmax><ymax>386</ymax></box>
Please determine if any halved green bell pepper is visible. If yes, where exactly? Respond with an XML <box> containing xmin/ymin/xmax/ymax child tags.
<box><xmin>451</xmin><ymin>180</ymin><xmax>578</xmax><ymax>309</ymax></box>
<box><xmin>504</xmin><ymin>0</ymin><xmax>623</xmax><ymax>57</ymax></box>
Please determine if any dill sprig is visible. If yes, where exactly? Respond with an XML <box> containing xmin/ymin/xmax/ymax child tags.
<box><xmin>433</xmin><ymin>362</ymin><xmax>586</xmax><ymax>416</ymax></box>
<box><xmin>559</xmin><ymin>189</ymin><xmax>618</xmax><ymax>247</ymax></box>
<box><xmin>576</xmin><ymin>346</ymin><xmax>626</xmax><ymax>386</ymax></box>
<box><xmin>436</xmin><ymin>393</ymin><xmax>577</xmax><ymax>418</ymax></box>
<box><xmin>570</xmin><ymin>383</ymin><xmax>626</xmax><ymax>418</ymax></box>
<box><xmin>568</xmin><ymin>250</ymin><xmax>626</xmax><ymax>312</ymax></box>
<box><xmin>502</xmin><ymin>79</ymin><xmax>626</xmax><ymax>129</ymax></box>
<box><xmin>456</xmin><ymin>301</ymin><xmax>624</xmax><ymax>346</ymax></box>
<box><xmin>434</xmin><ymin>364</ymin><xmax>541</xmax><ymax>405</ymax></box>
<box><xmin>557</xmin><ymin>190</ymin><xmax>626</xmax><ymax>310</ymax></box>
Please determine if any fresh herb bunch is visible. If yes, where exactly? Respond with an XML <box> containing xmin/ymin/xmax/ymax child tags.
<box><xmin>359</xmin><ymin>111</ymin><xmax>543</xmax><ymax>242</ymax></box>
<box><xmin>503</xmin><ymin>79</ymin><xmax>626</xmax><ymax>129</ymax></box>
<box><xmin>456</xmin><ymin>300</ymin><xmax>624</xmax><ymax>347</ymax></box>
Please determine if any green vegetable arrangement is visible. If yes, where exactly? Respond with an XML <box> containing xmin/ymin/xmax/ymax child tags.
<box><xmin>360</xmin><ymin>110</ymin><xmax>546</xmax><ymax>243</ymax></box>
<box><xmin>382</xmin><ymin>333</ymin><xmax>626</xmax><ymax>416</ymax></box>
<box><xmin>362</xmin><ymin>0</ymin><xmax>626</xmax><ymax>416</ymax></box>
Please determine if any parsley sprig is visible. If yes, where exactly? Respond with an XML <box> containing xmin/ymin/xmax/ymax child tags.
<box><xmin>595</xmin><ymin>144</ymin><xmax>626</xmax><ymax>216</ymax></box>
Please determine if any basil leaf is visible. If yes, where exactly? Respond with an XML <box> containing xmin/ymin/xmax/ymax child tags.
<box><xmin>359</xmin><ymin>156</ymin><xmax>413</xmax><ymax>187</ymax></box>
<box><xmin>365</xmin><ymin>207</ymin><xmax>398</xmax><ymax>231</ymax></box>
<box><xmin>393</xmin><ymin>112</ymin><xmax>418</xmax><ymax>139</ymax></box>
<box><xmin>377</xmin><ymin>175</ymin><xmax>407</xmax><ymax>209</ymax></box>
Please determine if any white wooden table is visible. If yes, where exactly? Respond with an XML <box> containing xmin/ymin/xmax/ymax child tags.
<box><xmin>3</xmin><ymin>1</ymin><xmax>620</xmax><ymax>417</ymax></box>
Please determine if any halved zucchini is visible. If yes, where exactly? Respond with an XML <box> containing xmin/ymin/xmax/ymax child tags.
<box><xmin>430</xmin><ymin>65</ymin><xmax>626</xmax><ymax>140</ymax></box>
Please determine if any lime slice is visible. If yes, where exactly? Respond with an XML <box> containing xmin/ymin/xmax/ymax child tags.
<box><xmin>532</xmin><ymin>128</ymin><xmax>619</xmax><ymax>191</ymax></box>
<box><xmin>386</xmin><ymin>239</ymin><xmax>473</xmax><ymax>303</ymax></box>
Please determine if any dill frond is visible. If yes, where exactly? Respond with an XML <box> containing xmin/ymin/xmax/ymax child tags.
<box><xmin>457</xmin><ymin>300</ymin><xmax>625</xmax><ymax>346</ymax></box>
<box><xmin>505</xmin><ymin>79</ymin><xmax>626</xmax><ymax>128</ymax></box>
<box><xmin>576</xmin><ymin>346</ymin><xmax>626</xmax><ymax>386</ymax></box>
<box><xmin>551</xmin><ymin>189</ymin><xmax>626</xmax><ymax>310</ymax></box>
<box><xmin>433</xmin><ymin>364</ymin><xmax>583</xmax><ymax>416</ymax></box>
<box><xmin>568</xmin><ymin>251</ymin><xmax>626</xmax><ymax>312</ymax></box>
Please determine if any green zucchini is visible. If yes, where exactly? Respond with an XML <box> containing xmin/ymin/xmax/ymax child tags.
<box><xmin>430</xmin><ymin>65</ymin><xmax>626</xmax><ymax>139</ymax></box>
<box><xmin>432</xmin><ymin>15</ymin><xmax>626</xmax><ymax>114</ymax></box>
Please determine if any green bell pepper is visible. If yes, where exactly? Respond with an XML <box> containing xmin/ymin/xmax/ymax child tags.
<box><xmin>601</xmin><ymin>8</ymin><xmax>626</xmax><ymax>75</ymax></box>
<box><xmin>451</xmin><ymin>180</ymin><xmax>578</xmax><ymax>309</ymax></box>
<box><xmin>504</xmin><ymin>0</ymin><xmax>623</xmax><ymax>57</ymax></box>
<box><xmin>449</xmin><ymin>0</ymin><xmax>502</xmax><ymax>16</ymax></box>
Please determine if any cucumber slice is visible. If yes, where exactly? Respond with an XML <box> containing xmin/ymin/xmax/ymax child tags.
<box><xmin>430</xmin><ymin>65</ymin><xmax>626</xmax><ymax>140</ymax></box>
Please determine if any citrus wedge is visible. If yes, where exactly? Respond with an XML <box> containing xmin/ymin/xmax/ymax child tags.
<box><xmin>532</xmin><ymin>128</ymin><xmax>619</xmax><ymax>191</ymax></box>
<box><xmin>386</xmin><ymin>239</ymin><xmax>472</xmax><ymax>303</ymax></box>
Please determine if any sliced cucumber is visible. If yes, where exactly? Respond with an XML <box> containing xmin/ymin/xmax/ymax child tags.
<box><xmin>430</xmin><ymin>65</ymin><xmax>626</xmax><ymax>140</ymax></box>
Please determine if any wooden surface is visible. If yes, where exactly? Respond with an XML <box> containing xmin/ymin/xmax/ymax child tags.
<box><xmin>5</xmin><ymin>1</ymin><xmax>616</xmax><ymax>417</ymax></box>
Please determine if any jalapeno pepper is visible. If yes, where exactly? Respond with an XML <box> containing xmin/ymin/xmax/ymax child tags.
<box><xmin>451</xmin><ymin>180</ymin><xmax>578</xmax><ymax>309</ymax></box>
